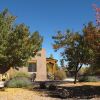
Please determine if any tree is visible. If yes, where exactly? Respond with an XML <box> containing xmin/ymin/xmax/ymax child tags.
<box><xmin>83</xmin><ymin>22</ymin><xmax>100</xmax><ymax>74</ymax></box>
<box><xmin>0</xmin><ymin>9</ymin><xmax>43</xmax><ymax>74</ymax></box>
<box><xmin>49</xmin><ymin>54</ymin><xmax>54</xmax><ymax>59</ymax></box>
<box><xmin>60</xmin><ymin>59</ymin><xmax>64</xmax><ymax>67</ymax></box>
<box><xmin>52</xmin><ymin>30</ymin><xmax>94</xmax><ymax>84</ymax></box>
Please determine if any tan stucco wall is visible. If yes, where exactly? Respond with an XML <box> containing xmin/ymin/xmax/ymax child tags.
<box><xmin>31</xmin><ymin>49</ymin><xmax>47</xmax><ymax>81</ymax></box>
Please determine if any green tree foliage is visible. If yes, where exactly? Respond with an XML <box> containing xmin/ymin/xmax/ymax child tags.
<box><xmin>49</xmin><ymin>54</ymin><xmax>54</xmax><ymax>59</ymax></box>
<box><xmin>52</xmin><ymin>30</ymin><xmax>94</xmax><ymax>84</ymax></box>
<box><xmin>0</xmin><ymin>9</ymin><xmax>43</xmax><ymax>74</ymax></box>
<box><xmin>60</xmin><ymin>59</ymin><xmax>64</xmax><ymax>67</ymax></box>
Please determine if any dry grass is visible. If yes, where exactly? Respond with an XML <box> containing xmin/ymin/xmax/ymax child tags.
<box><xmin>0</xmin><ymin>88</ymin><xmax>60</xmax><ymax>100</ymax></box>
<box><xmin>0</xmin><ymin>82</ymin><xmax>100</xmax><ymax>100</ymax></box>
<box><xmin>58</xmin><ymin>82</ymin><xmax>100</xmax><ymax>87</ymax></box>
<box><xmin>57</xmin><ymin>82</ymin><xmax>100</xmax><ymax>99</ymax></box>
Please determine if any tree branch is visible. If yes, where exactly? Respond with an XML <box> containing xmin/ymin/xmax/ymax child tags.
<box><xmin>77</xmin><ymin>64</ymin><xmax>83</xmax><ymax>72</ymax></box>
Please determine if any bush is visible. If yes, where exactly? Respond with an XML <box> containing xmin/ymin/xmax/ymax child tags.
<box><xmin>58</xmin><ymin>89</ymin><xmax>69</xmax><ymax>98</ymax></box>
<box><xmin>54</xmin><ymin>70</ymin><xmax>66</xmax><ymax>80</ymax></box>
<box><xmin>6</xmin><ymin>76</ymin><xmax>32</xmax><ymax>88</ymax></box>
<box><xmin>79</xmin><ymin>76</ymin><xmax>99</xmax><ymax>82</ymax></box>
<box><xmin>48</xmin><ymin>84</ymin><xmax>57</xmax><ymax>90</ymax></box>
<box><xmin>47</xmin><ymin>73</ymin><xmax>54</xmax><ymax>80</ymax></box>
<box><xmin>12</xmin><ymin>72</ymin><xmax>30</xmax><ymax>78</ymax></box>
<box><xmin>39</xmin><ymin>82</ymin><xmax>46</xmax><ymax>89</ymax></box>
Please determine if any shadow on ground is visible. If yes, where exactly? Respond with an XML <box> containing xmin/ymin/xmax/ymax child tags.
<box><xmin>33</xmin><ymin>85</ymin><xmax>100</xmax><ymax>99</ymax></box>
<box><xmin>61</xmin><ymin>85</ymin><xmax>100</xmax><ymax>99</ymax></box>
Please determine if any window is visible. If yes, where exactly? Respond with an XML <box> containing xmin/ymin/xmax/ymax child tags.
<box><xmin>28</xmin><ymin>63</ymin><xmax>37</xmax><ymax>72</ymax></box>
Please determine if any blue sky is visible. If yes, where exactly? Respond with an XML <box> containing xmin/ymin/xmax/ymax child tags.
<box><xmin>0</xmin><ymin>0</ymin><xmax>100</xmax><ymax>65</ymax></box>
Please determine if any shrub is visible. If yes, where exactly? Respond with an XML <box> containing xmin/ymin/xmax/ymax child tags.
<box><xmin>6</xmin><ymin>76</ymin><xmax>32</xmax><ymax>88</ymax></box>
<box><xmin>58</xmin><ymin>89</ymin><xmax>69</xmax><ymax>98</ymax></box>
<box><xmin>39</xmin><ymin>82</ymin><xmax>46</xmax><ymax>89</ymax></box>
<box><xmin>47</xmin><ymin>73</ymin><xmax>54</xmax><ymax>80</ymax></box>
<box><xmin>54</xmin><ymin>70</ymin><xmax>66</xmax><ymax>80</ymax></box>
<box><xmin>79</xmin><ymin>76</ymin><xmax>88</xmax><ymax>82</ymax></box>
<box><xmin>48</xmin><ymin>84</ymin><xmax>57</xmax><ymax>90</ymax></box>
<box><xmin>79</xmin><ymin>76</ymin><xmax>99</xmax><ymax>82</ymax></box>
<box><xmin>12</xmin><ymin>72</ymin><xmax>30</xmax><ymax>78</ymax></box>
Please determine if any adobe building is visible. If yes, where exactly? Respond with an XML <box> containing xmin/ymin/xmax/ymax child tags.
<box><xmin>0</xmin><ymin>49</ymin><xmax>58</xmax><ymax>81</ymax></box>
<box><xmin>46</xmin><ymin>58</ymin><xmax>57</xmax><ymax>74</ymax></box>
<box><xmin>26</xmin><ymin>48</ymin><xmax>47</xmax><ymax>81</ymax></box>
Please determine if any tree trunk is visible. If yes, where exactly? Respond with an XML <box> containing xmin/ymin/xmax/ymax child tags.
<box><xmin>74</xmin><ymin>64</ymin><xmax>83</xmax><ymax>84</ymax></box>
<box><xmin>74</xmin><ymin>65</ymin><xmax>78</xmax><ymax>84</ymax></box>
<box><xmin>74</xmin><ymin>71</ymin><xmax>77</xmax><ymax>84</ymax></box>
